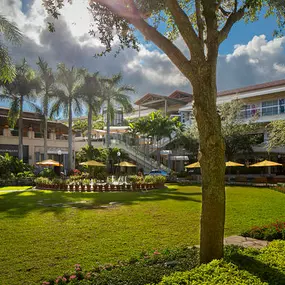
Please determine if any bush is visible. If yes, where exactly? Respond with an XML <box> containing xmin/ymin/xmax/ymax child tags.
<box><xmin>144</xmin><ymin>175</ymin><xmax>155</xmax><ymax>184</ymax></box>
<box><xmin>153</xmin><ymin>175</ymin><xmax>166</xmax><ymax>185</ymax></box>
<box><xmin>35</xmin><ymin>177</ymin><xmax>51</xmax><ymax>185</ymax></box>
<box><xmin>16</xmin><ymin>171</ymin><xmax>35</xmax><ymax>178</ymax></box>
<box><xmin>39</xmin><ymin>168</ymin><xmax>56</xmax><ymax>178</ymax></box>
<box><xmin>0</xmin><ymin>153</ymin><xmax>33</xmax><ymax>179</ymax></box>
<box><xmin>241</xmin><ymin>220</ymin><xmax>285</xmax><ymax>241</ymax></box>
<box><xmin>128</xmin><ymin>175</ymin><xmax>143</xmax><ymax>184</ymax></box>
<box><xmin>224</xmin><ymin>241</ymin><xmax>285</xmax><ymax>285</ymax></box>
<box><xmin>158</xmin><ymin>259</ymin><xmax>264</xmax><ymax>285</ymax></box>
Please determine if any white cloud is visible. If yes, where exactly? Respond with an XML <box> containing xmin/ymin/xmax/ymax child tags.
<box><xmin>0</xmin><ymin>0</ymin><xmax>191</xmax><ymax>101</ymax></box>
<box><xmin>218</xmin><ymin>35</ymin><xmax>285</xmax><ymax>91</ymax></box>
<box><xmin>274</xmin><ymin>63</ymin><xmax>285</xmax><ymax>73</ymax></box>
<box><xmin>1</xmin><ymin>2</ymin><xmax>285</xmax><ymax>100</ymax></box>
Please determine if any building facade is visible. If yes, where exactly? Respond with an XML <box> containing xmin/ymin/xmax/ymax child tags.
<box><xmin>0</xmin><ymin>108</ymin><xmax>71</xmax><ymax>167</ymax></box>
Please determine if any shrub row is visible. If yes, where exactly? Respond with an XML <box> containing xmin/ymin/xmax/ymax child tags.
<box><xmin>41</xmin><ymin>241</ymin><xmax>285</xmax><ymax>285</ymax></box>
<box><xmin>129</xmin><ymin>175</ymin><xmax>166</xmax><ymax>185</ymax></box>
<box><xmin>241</xmin><ymin>220</ymin><xmax>285</xmax><ymax>241</ymax></box>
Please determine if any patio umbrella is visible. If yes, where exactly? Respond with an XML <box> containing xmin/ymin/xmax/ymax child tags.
<box><xmin>226</xmin><ymin>161</ymin><xmax>244</xmax><ymax>167</ymax></box>
<box><xmin>249</xmin><ymin>160</ymin><xmax>282</xmax><ymax>167</ymax></box>
<box><xmin>114</xmin><ymin>161</ymin><xmax>137</xmax><ymax>167</ymax></box>
<box><xmin>36</xmin><ymin>159</ymin><xmax>63</xmax><ymax>167</ymax></box>
<box><xmin>79</xmin><ymin>160</ymin><xmax>106</xmax><ymax>167</ymax></box>
<box><xmin>185</xmin><ymin>161</ymin><xmax>200</xmax><ymax>168</ymax></box>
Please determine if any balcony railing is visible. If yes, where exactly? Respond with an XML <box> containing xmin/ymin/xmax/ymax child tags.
<box><xmin>240</xmin><ymin>105</ymin><xmax>285</xmax><ymax>119</ymax></box>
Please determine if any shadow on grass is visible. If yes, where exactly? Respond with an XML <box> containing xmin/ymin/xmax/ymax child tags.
<box><xmin>227</xmin><ymin>251</ymin><xmax>285</xmax><ymax>284</ymax></box>
<box><xmin>0</xmin><ymin>186</ymin><xmax>201</xmax><ymax>219</ymax></box>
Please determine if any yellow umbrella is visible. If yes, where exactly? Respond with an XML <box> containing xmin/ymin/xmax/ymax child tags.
<box><xmin>185</xmin><ymin>161</ymin><xmax>200</xmax><ymax>168</ymax></box>
<box><xmin>36</xmin><ymin>159</ymin><xmax>63</xmax><ymax>167</ymax></box>
<box><xmin>226</xmin><ymin>161</ymin><xmax>244</xmax><ymax>167</ymax></box>
<box><xmin>114</xmin><ymin>161</ymin><xmax>137</xmax><ymax>167</ymax></box>
<box><xmin>79</xmin><ymin>160</ymin><xmax>106</xmax><ymax>167</ymax></box>
<box><xmin>249</xmin><ymin>160</ymin><xmax>282</xmax><ymax>167</ymax></box>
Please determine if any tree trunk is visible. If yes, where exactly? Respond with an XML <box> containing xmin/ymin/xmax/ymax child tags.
<box><xmin>106</xmin><ymin>102</ymin><xmax>110</xmax><ymax>148</ymax></box>
<box><xmin>191</xmin><ymin>64</ymin><xmax>226</xmax><ymax>264</ymax></box>
<box><xmin>87</xmin><ymin>106</ymin><xmax>92</xmax><ymax>147</ymax></box>
<box><xmin>18</xmin><ymin>95</ymin><xmax>24</xmax><ymax>161</ymax></box>
<box><xmin>68</xmin><ymin>99</ymin><xmax>73</xmax><ymax>171</ymax></box>
<box><xmin>43</xmin><ymin>102</ymin><xmax>48</xmax><ymax>160</ymax></box>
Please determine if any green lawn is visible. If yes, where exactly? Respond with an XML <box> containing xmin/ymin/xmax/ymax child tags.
<box><xmin>0</xmin><ymin>186</ymin><xmax>33</xmax><ymax>191</ymax></box>
<box><xmin>1</xmin><ymin>184</ymin><xmax>285</xmax><ymax>285</ymax></box>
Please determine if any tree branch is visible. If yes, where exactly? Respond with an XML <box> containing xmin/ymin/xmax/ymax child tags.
<box><xmin>91</xmin><ymin>0</ymin><xmax>193</xmax><ymax>78</ymax></box>
<box><xmin>218</xmin><ymin>6</ymin><xmax>246</xmax><ymax>44</ymax></box>
<box><xmin>166</xmin><ymin>0</ymin><xmax>204</xmax><ymax>58</ymax></box>
<box><xmin>195</xmin><ymin>0</ymin><xmax>204</xmax><ymax>42</ymax></box>
<box><xmin>219</xmin><ymin>6</ymin><xmax>231</xmax><ymax>17</ymax></box>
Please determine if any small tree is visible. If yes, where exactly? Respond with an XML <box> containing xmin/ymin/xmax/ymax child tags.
<box><xmin>266</xmin><ymin>120</ymin><xmax>285</xmax><ymax>151</ymax></box>
<box><xmin>219</xmin><ymin>100</ymin><xmax>259</xmax><ymax>161</ymax></box>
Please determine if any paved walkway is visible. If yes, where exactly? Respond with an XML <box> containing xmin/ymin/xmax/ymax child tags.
<box><xmin>224</xmin><ymin>235</ymin><xmax>269</xmax><ymax>249</ymax></box>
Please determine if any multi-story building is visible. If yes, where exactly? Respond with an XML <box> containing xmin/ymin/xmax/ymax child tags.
<box><xmin>130</xmin><ymin>79</ymin><xmax>285</xmax><ymax>170</ymax></box>
<box><xmin>0</xmin><ymin>108</ymin><xmax>70</xmax><ymax>167</ymax></box>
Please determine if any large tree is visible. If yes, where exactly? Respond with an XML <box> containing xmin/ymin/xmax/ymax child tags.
<box><xmin>0</xmin><ymin>15</ymin><xmax>22</xmax><ymax>83</ymax></box>
<box><xmin>0</xmin><ymin>59</ymin><xmax>39</xmax><ymax>160</ymax></box>
<box><xmin>50</xmin><ymin>63</ymin><xmax>85</xmax><ymax>171</ymax></box>
<box><xmin>43</xmin><ymin>0</ymin><xmax>285</xmax><ymax>263</ymax></box>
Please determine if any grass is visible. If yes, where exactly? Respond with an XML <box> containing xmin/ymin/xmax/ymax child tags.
<box><xmin>0</xmin><ymin>186</ymin><xmax>33</xmax><ymax>191</ymax></box>
<box><xmin>1</xmin><ymin>184</ymin><xmax>285</xmax><ymax>285</ymax></box>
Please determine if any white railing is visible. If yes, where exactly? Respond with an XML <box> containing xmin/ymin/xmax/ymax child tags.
<box><xmin>240</xmin><ymin>104</ymin><xmax>285</xmax><ymax>119</ymax></box>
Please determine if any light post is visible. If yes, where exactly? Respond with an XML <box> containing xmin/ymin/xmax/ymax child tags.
<box><xmin>58</xmin><ymin>149</ymin><xmax>62</xmax><ymax>174</ymax></box>
<box><xmin>117</xmin><ymin>151</ymin><xmax>121</xmax><ymax>176</ymax></box>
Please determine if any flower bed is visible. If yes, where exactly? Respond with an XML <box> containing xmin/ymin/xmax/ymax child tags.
<box><xmin>241</xmin><ymin>220</ymin><xmax>285</xmax><ymax>241</ymax></box>
<box><xmin>34</xmin><ymin>175</ymin><xmax>166</xmax><ymax>192</ymax></box>
<box><xmin>41</xmin><ymin>241</ymin><xmax>285</xmax><ymax>285</ymax></box>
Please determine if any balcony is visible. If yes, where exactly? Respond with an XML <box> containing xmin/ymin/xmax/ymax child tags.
<box><xmin>240</xmin><ymin>104</ymin><xmax>285</xmax><ymax>123</ymax></box>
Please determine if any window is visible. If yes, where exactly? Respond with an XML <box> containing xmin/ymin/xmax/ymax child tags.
<box><xmin>262</xmin><ymin>100</ymin><xmax>278</xmax><ymax>116</ymax></box>
<box><xmin>279</xmin><ymin>99</ymin><xmax>285</xmax><ymax>113</ymax></box>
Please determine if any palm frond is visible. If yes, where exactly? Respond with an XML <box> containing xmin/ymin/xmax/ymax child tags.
<box><xmin>0</xmin><ymin>15</ymin><xmax>22</xmax><ymax>45</ymax></box>
<box><xmin>8</xmin><ymin>97</ymin><xmax>19</xmax><ymax>127</ymax></box>
<box><xmin>73</xmin><ymin>98</ymin><xmax>84</xmax><ymax>116</ymax></box>
<box><xmin>0</xmin><ymin>44</ymin><xmax>16</xmax><ymax>83</ymax></box>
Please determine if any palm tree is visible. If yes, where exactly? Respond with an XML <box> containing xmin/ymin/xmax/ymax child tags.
<box><xmin>0</xmin><ymin>14</ymin><xmax>22</xmax><ymax>83</ymax></box>
<box><xmin>36</xmin><ymin>57</ymin><xmax>62</xmax><ymax>160</ymax></box>
<box><xmin>100</xmin><ymin>73</ymin><xmax>134</xmax><ymax>147</ymax></box>
<box><xmin>0</xmin><ymin>59</ymin><xmax>39</xmax><ymax>160</ymax></box>
<box><xmin>50</xmin><ymin>63</ymin><xmax>85</xmax><ymax>171</ymax></box>
<box><xmin>76</xmin><ymin>72</ymin><xmax>101</xmax><ymax>147</ymax></box>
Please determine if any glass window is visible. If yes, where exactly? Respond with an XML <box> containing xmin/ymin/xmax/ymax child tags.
<box><xmin>279</xmin><ymin>99</ymin><xmax>285</xmax><ymax>113</ymax></box>
<box><xmin>262</xmin><ymin>100</ymin><xmax>278</xmax><ymax>116</ymax></box>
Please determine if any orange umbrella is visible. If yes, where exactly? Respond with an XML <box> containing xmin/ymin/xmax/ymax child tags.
<box><xmin>36</xmin><ymin>159</ymin><xmax>63</xmax><ymax>167</ymax></box>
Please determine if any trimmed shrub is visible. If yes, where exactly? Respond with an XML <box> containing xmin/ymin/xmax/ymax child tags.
<box><xmin>158</xmin><ymin>260</ymin><xmax>265</xmax><ymax>285</ymax></box>
<box><xmin>241</xmin><ymin>221</ymin><xmax>285</xmax><ymax>241</ymax></box>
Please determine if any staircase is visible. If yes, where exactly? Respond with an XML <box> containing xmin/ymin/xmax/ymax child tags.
<box><xmin>114</xmin><ymin>140</ymin><xmax>171</xmax><ymax>173</ymax></box>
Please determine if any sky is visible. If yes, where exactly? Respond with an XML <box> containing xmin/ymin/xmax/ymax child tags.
<box><xmin>1</xmin><ymin>0</ymin><xmax>285</xmax><ymax>107</ymax></box>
